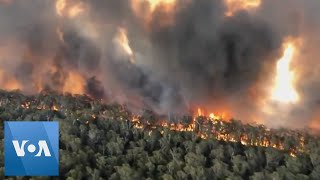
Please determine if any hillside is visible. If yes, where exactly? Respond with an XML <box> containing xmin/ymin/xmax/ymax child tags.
<box><xmin>0</xmin><ymin>90</ymin><xmax>320</xmax><ymax>179</ymax></box>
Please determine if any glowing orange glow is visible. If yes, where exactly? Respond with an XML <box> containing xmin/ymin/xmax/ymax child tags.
<box><xmin>63</xmin><ymin>71</ymin><xmax>85</xmax><ymax>94</ymax></box>
<box><xmin>68</xmin><ymin>3</ymin><xmax>85</xmax><ymax>18</ymax></box>
<box><xmin>114</xmin><ymin>27</ymin><xmax>135</xmax><ymax>63</ymax></box>
<box><xmin>0</xmin><ymin>43</ymin><xmax>87</xmax><ymax>94</ymax></box>
<box><xmin>209</xmin><ymin>113</ymin><xmax>223</xmax><ymax>120</ymax></box>
<box><xmin>55</xmin><ymin>0</ymin><xmax>85</xmax><ymax>18</ymax></box>
<box><xmin>3</xmin><ymin>78</ymin><xmax>20</xmax><ymax>90</ymax></box>
<box><xmin>197</xmin><ymin>108</ymin><xmax>203</xmax><ymax>116</ymax></box>
<box><xmin>52</xmin><ymin>105</ymin><xmax>59</xmax><ymax>111</ymax></box>
<box><xmin>117</xmin><ymin>28</ymin><xmax>133</xmax><ymax>57</ymax></box>
<box><xmin>146</xmin><ymin>0</ymin><xmax>176</xmax><ymax>12</ymax></box>
<box><xmin>56</xmin><ymin>0</ymin><xmax>66</xmax><ymax>17</ymax></box>
<box><xmin>271</xmin><ymin>41</ymin><xmax>299</xmax><ymax>103</ymax></box>
<box><xmin>196</xmin><ymin>107</ymin><xmax>228</xmax><ymax>120</ymax></box>
<box><xmin>308</xmin><ymin>111</ymin><xmax>320</xmax><ymax>132</ymax></box>
<box><xmin>224</xmin><ymin>0</ymin><xmax>261</xmax><ymax>17</ymax></box>
<box><xmin>2</xmin><ymin>78</ymin><xmax>21</xmax><ymax>90</ymax></box>
<box><xmin>0</xmin><ymin>69</ymin><xmax>21</xmax><ymax>90</ymax></box>
<box><xmin>130</xmin><ymin>0</ymin><xmax>176</xmax><ymax>28</ymax></box>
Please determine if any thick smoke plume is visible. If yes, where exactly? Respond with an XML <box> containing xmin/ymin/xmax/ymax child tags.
<box><xmin>0</xmin><ymin>0</ymin><xmax>320</xmax><ymax>129</ymax></box>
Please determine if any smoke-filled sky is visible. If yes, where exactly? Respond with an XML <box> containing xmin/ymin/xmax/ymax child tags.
<box><xmin>0</xmin><ymin>0</ymin><xmax>320</xmax><ymax>129</ymax></box>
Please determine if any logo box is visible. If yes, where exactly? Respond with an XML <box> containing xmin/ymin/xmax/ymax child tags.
<box><xmin>4</xmin><ymin>121</ymin><xmax>59</xmax><ymax>176</ymax></box>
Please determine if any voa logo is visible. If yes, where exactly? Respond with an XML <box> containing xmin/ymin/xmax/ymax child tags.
<box><xmin>5</xmin><ymin>121</ymin><xmax>59</xmax><ymax>176</ymax></box>
<box><xmin>12</xmin><ymin>140</ymin><xmax>51</xmax><ymax>157</ymax></box>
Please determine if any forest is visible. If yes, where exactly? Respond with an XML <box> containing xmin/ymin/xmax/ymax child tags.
<box><xmin>0</xmin><ymin>90</ymin><xmax>320</xmax><ymax>180</ymax></box>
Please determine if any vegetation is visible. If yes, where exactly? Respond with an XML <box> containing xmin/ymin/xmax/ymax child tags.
<box><xmin>0</xmin><ymin>90</ymin><xmax>320</xmax><ymax>180</ymax></box>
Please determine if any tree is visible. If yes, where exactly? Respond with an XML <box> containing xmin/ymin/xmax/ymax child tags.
<box><xmin>231</xmin><ymin>155</ymin><xmax>250</xmax><ymax>178</ymax></box>
<box><xmin>211</xmin><ymin>159</ymin><xmax>230</xmax><ymax>179</ymax></box>
<box><xmin>114</xmin><ymin>164</ymin><xmax>140</xmax><ymax>180</ymax></box>
<box><xmin>265</xmin><ymin>148</ymin><xmax>284</xmax><ymax>171</ymax></box>
<box><xmin>250</xmin><ymin>171</ymin><xmax>271</xmax><ymax>180</ymax></box>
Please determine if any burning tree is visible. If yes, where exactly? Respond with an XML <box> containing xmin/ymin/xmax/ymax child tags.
<box><xmin>0</xmin><ymin>90</ymin><xmax>319</xmax><ymax>179</ymax></box>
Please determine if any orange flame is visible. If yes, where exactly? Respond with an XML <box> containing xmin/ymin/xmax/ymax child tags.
<box><xmin>209</xmin><ymin>113</ymin><xmax>223</xmax><ymax>120</ymax></box>
<box><xmin>55</xmin><ymin>0</ymin><xmax>85</xmax><ymax>18</ymax></box>
<box><xmin>224</xmin><ymin>0</ymin><xmax>261</xmax><ymax>17</ymax></box>
<box><xmin>197</xmin><ymin>108</ymin><xmax>203</xmax><ymax>116</ymax></box>
<box><xmin>117</xmin><ymin>28</ymin><xmax>133</xmax><ymax>57</ymax></box>
<box><xmin>197</xmin><ymin>107</ymin><xmax>228</xmax><ymax>120</ymax></box>
<box><xmin>0</xmin><ymin>69</ymin><xmax>21</xmax><ymax>90</ymax></box>
<box><xmin>146</xmin><ymin>0</ymin><xmax>176</xmax><ymax>12</ymax></box>
<box><xmin>63</xmin><ymin>71</ymin><xmax>85</xmax><ymax>94</ymax></box>
<box><xmin>56</xmin><ymin>0</ymin><xmax>66</xmax><ymax>17</ymax></box>
<box><xmin>130</xmin><ymin>0</ymin><xmax>176</xmax><ymax>28</ymax></box>
<box><xmin>130</xmin><ymin>111</ymin><xmax>300</xmax><ymax>157</ymax></box>
<box><xmin>52</xmin><ymin>105</ymin><xmax>59</xmax><ymax>111</ymax></box>
<box><xmin>271</xmin><ymin>40</ymin><xmax>299</xmax><ymax>103</ymax></box>
<box><xmin>113</xmin><ymin>27</ymin><xmax>135</xmax><ymax>63</ymax></box>
<box><xmin>68</xmin><ymin>3</ymin><xmax>85</xmax><ymax>18</ymax></box>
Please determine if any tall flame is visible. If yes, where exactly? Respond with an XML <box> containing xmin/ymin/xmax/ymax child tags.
<box><xmin>197</xmin><ymin>108</ymin><xmax>203</xmax><ymax>116</ymax></box>
<box><xmin>224</xmin><ymin>0</ymin><xmax>261</xmax><ymax>17</ymax></box>
<box><xmin>113</xmin><ymin>27</ymin><xmax>135</xmax><ymax>63</ymax></box>
<box><xmin>271</xmin><ymin>42</ymin><xmax>299</xmax><ymax>103</ymax></box>
<box><xmin>117</xmin><ymin>28</ymin><xmax>133</xmax><ymax>57</ymax></box>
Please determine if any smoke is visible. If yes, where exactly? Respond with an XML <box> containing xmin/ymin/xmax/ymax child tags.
<box><xmin>85</xmin><ymin>76</ymin><xmax>105</xmax><ymax>99</ymax></box>
<box><xmin>1</xmin><ymin>0</ymin><xmax>320</xmax><ymax>128</ymax></box>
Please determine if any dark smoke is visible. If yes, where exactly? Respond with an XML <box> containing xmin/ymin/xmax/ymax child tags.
<box><xmin>85</xmin><ymin>76</ymin><xmax>105</xmax><ymax>99</ymax></box>
<box><xmin>1</xmin><ymin>0</ymin><xmax>320</xmax><ymax>128</ymax></box>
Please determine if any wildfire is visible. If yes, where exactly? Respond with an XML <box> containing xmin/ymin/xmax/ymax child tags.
<box><xmin>56</xmin><ymin>0</ymin><xmax>66</xmax><ymax>17</ymax></box>
<box><xmin>224</xmin><ymin>0</ymin><xmax>261</xmax><ymax>17</ymax></box>
<box><xmin>0</xmin><ymin>69</ymin><xmax>21</xmax><ymax>90</ymax></box>
<box><xmin>271</xmin><ymin>41</ymin><xmax>299</xmax><ymax>103</ymax></box>
<box><xmin>146</xmin><ymin>0</ymin><xmax>176</xmax><ymax>12</ymax></box>
<box><xmin>113</xmin><ymin>28</ymin><xmax>135</xmax><ymax>63</ymax></box>
<box><xmin>130</xmin><ymin>0</ymin><xmax>176</xmax><ymax>28</ymax></box>
<box><xmin>21</xmin><ymin>102</ymin><xmax>30</xmax><ymax>109</ymax></box>
<box><xmin>12</xmin><ymin>92</ymin><xmax>304</xmax><ymax>158</ymax></box>
<box><xmin>55</xmin><ymin>0</ymin><xmax>85</xmax><ymax>18</ymax></box>
<box><xmin>130</xmin><ymin>111</ymin><xmax>302</xmax><ymax>157</ymax></box>
<box><xmin>209</xmin><ymin>113</ymin><xmax>222</xmax><ymax>120</ymax></box>
<box><xmin>52</xmin><ymin>105</ymin><xmax>59</xmax><ymax>111</ymax></box>
<box><xmin>62</xmin><ymin>71</ymin><xmax>85</xmax><ymax>94</ymax></box>
<box><xmin>197</xmin><ymin>108</ymin><xmax>228</xmax><ymax>120</ymax></box>
<box><xmin>197</xmin><ymin>108</ymin><xmax>203</xmax><ymax>116</ymax></box>
<box><xmin>3</xmin><ymin>79</ymin><xmax>20</xmax><ymax>91</ymax></box>
<box><xmin>68</xmin><ymin>3</ymin><xmax>85</xmax><ymax>18</ymax></box>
